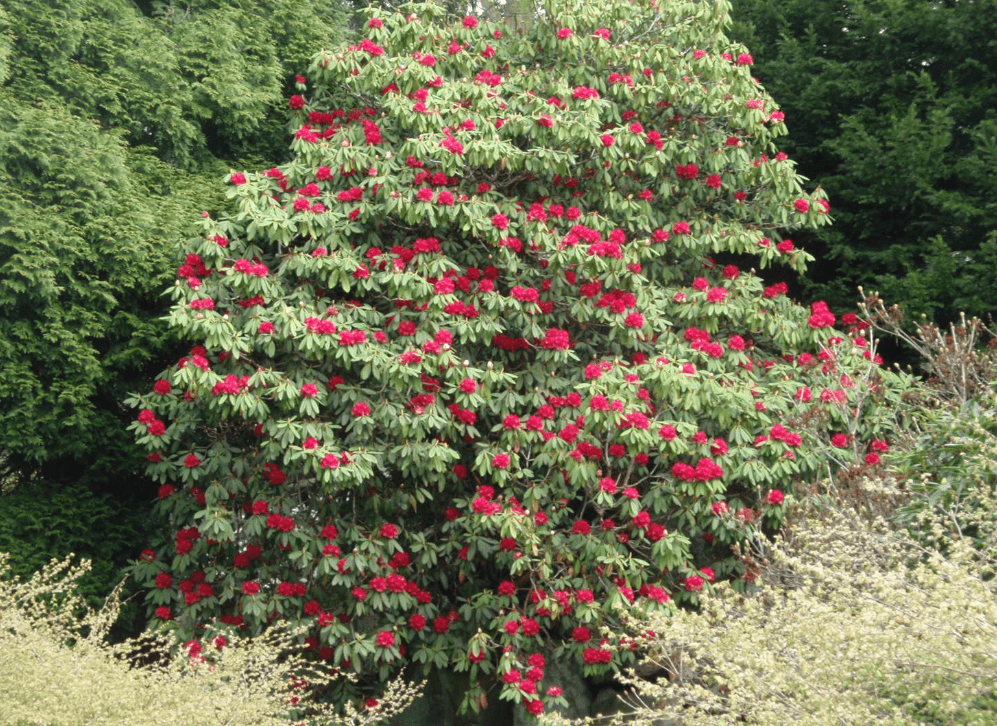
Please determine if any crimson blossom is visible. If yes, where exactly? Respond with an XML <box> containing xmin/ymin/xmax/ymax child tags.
<box><xmin>128</xmin><ymin>0</ymin><xmax>908</xmax><ymax>716</ymax></box>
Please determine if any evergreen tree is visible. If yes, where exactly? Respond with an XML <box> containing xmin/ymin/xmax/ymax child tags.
<box><xmin>730</xmin><ymin>0</ymin><xmax>997</xmax><ymax>323</ymax></box>
<box><xmin>0</xmin><ymin>0</ymin><xmax>348</xmax><ymax>491</ymax></box>
<box><xmin>0</xmin><ymin>0</ymin><xmax>349</xmax><ymax>625</ymax></box>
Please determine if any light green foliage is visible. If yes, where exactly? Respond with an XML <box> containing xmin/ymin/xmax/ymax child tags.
<box><xmin>0</xmin><ymin>102</ymin><xmax>198</xmax><ymax>476</ymax></box>
<box><xmin>3</xmin><ymin>0</ymin><xmax>348</xmax><ymax>167</ymax></box>
<box><xmin>595</xmin><ymin>505</ymin><xmax>997</xmax><ymax>726</ymax></box>
<box><xmin>729</xmin><ymin>0</ymin><xmax>997</xmax><ymax>325</ymax></box>
<box><xmin>0</xmin><ymin>552</ymin><xmax>422</xmax><ymax>725</ymax></box>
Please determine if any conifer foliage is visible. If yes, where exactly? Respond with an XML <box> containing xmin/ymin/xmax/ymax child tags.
<box><xmin>0</xmin><ymin>0</ymin><xmax>348</xmax><ymax>487</ymax></box>
<box><xmin>129</xmin><ymin>0</ymin><xmax>909</xmax><ymax>715</ymax></box>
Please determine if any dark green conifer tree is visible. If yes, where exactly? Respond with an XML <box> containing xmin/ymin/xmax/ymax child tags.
<box><xmin>730</xmin><ymin>0</ymin><xmax>997</xmax><ymax>324</ymax></box>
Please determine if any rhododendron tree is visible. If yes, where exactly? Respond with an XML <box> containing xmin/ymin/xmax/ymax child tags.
<box><xmin>128</xmin><ymin>0</ymin><xmax>911</xmax><ymax>716</ymax></box>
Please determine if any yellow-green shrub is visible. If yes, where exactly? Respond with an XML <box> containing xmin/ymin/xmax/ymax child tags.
<box><xmin>594</xmin><ymin>504</ymin><xmax>997</xmax><ymax>726</ymax></box>
<box><xmin>0</xmin><ymin>553</ymin><xmax>420</xmax><ymax>726</ymax></box>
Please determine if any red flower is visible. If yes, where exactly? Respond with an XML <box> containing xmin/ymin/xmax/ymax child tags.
<box><xmin>376</xmin><ymin>631</ymin><xmax>396</xmax><ymax>648</ymax></box>
<box><xmin>647</xmin><ymin>523</ymin><xmax>666</xmax><ymax>541</ymax></box>
<box><xmin>684</xmin><ymin>575</ymin><xmax>704</xmax><ymax>592</ymax></box>
<box><xmin>706</xmin><ymin>287</ymin><xmax>728</xmax><ymax>303</ymax></box>
<box><xmin>808</xmin><ymin>301</ymin><xmax>836</xmax><ymax>329</ymax></box>
<box><xmin>242</xmin><ymin>581</ymin><xmax>260</xmax><ymax>595</ymax></box>
<box><xmin>556</xmin><ymin>27</ymin><xmax>572</xmax><ymax>39</ymax></box>
<box><xmin>289</xmin><ymin>95</ymin><xmax>305</xmax><ymax>109</ymax></box>
<box><xmin>380</xmin><ymin>523</ymin><xmax>399</xmax><ymax>539</ymax></box>
<box><xmin>409</xmin><ymin>613</ymin><xmax>426</xmax><ymax>631</ymax></box>
<box><xmin>766</xmin><ymin>489</ymin><xmax>784</xmax><ymax>505</ymax></box>
<box><xmin>183</xmin><ymin>453</ymin><xmax>201</xmax><ymax>468</ymax></box>
<box><xmin>675</xmin><ymin>163</ymin><xmax>698</xmax><ymax>180</ymax></box>
<box><xmin>492</xmin><ymin>453</ymin><xmax>510</xmax><ymax>469</ymax></box>
<box><xmin>352</xmin><ymin>402</ymin><xmax>371</xmax><ymax>417</ymax></box>
<box><xmin>540</xmin><ymin>328</ymin><xmax>570</xmax><ymax>349</ymax></box>
<box><xmin>582</xmin><ymin>647</ymin><xmax>612</xmax><ymax>664</ymax></box>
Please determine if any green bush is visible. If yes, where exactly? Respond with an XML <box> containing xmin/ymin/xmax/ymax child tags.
<box><xmin>0</xmin><ymin>0</ymin><xmax>350</xmax><ymax>490</ymax></box>
<box><xmin>0</xmin><ymin>483</ymin><xmax>152</xmax><ymax>619</ymax></box>
<box><xmin>126</xmin><ymin>0</ymin><xmax>914</xmax><ymax>717</ymax></box>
